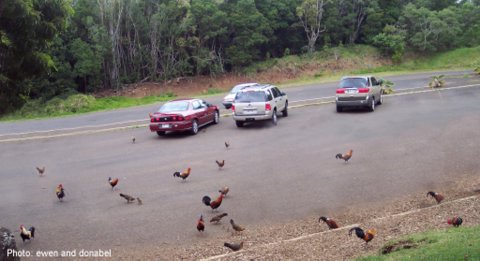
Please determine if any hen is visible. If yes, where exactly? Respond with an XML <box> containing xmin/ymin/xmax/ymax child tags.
<box><xmin>447</xmin><ymin>217</ymin><xmax>463</xmax><ymax>227</ymax></box>
<box><xmin>197</xmin><ymin>215</ymin><xmax>205</xmax><ymax>232</ymax></box>
<box><xmin>108</xmin><ymin>177</ymin><xmax>119</xmax><ymax>190</ymax></box>
<box><xmin>336</xmin><ymin>149</ymin><xmax>353</xmax><ymax>162</ymax></box>
<box><xmin>36</xmin><ymin>166</ymin><xmax>45</xmax><ymax>176</ymax></box>
<box><xmin>230</xmin><ymin>219</ymin><xmax>245</xmax><ymax>232</ymax></box>
<box><xmin>219</xmin><ymin>186</ymin><xmax>229</xmax><ymax>197</ymax></box>
<box><xmin>210</xmin><ymin>213</ymin><xmax>228</xmax><ymax>223</ymax></box>
<box><xmin>224</xmin><ymin>241</ymin><xmax>243</xmax><ymax>252</ymax></box>
<box><xmin>120</xmin><ymin>193</ymin><xmax>136</xmax><ymax>203</ymax></box>
<box><xmin>55</xmin><ymin>184</ymin><xmax>65</xmax><ymax>201</ymax></box>
<box><xmin>216</xmin><ymin>160</ymin><xmax>225</xmax><ymax>169</ymax></box>
<box><xmin>319</xmin><ymin>216</ymin><xmax>339</xmax><ymax>229</ymax></box>
<box><xmin>173</xmin><ymin>168</ymin><xmax>191</xmax><ymax>181</ymax></box>
<box><xmin>427</xmin><ymin>191</ymin><xmax>444</xmax><ymax>204</ymax></box>
<box><xmin>19</xmin><ymin>225</ymin><xmax>35</xmax><ymax>242</ymax></box>
<box><xmin>349</xmin><ymin>227</ymin><xmax>376</xmax><ymax>244</ymax></box>
<box><xmin>202</xmin><ymin>194</ymin><xmax>224</xmax><ymax>211</ymax></box>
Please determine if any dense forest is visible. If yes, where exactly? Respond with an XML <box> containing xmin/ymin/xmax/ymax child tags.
<box><xmin>1</xmin><ymin>0</ymin><xmax>480</xmax><ymax>114</ymax></box>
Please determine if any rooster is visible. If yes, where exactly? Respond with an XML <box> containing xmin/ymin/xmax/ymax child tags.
<box><xmin>336</xmin><ymin>149</ymin><xmax>353</xmax><ymax>163</ymax></box>
<box><xmin>224</xmin><ymin>241</ymin><xmax>243</xmax><ymax>252</ymax></box>
<box><xmin>215</xmin><ymin>160</ymin><xmax>225</xmax><ymax>169</ymax></box>
<box><xmin>120</xmin><ymin>193</ymin><xmax>135</xmax><ymax>203</ymax></box>
<box><xmin>202</xmin><ymin>194</ymin><xmax>224</xmax><ymax>211</ymax></box>
<box><xmin>197</xmin><ymin>215</ymin><xmax>205</xmax><ymax>232</ymax></box>
<box><xmin>427</xmin><ymin>191</ymin><xmax>444</xmax><ymax>204</ymax></box>
<box><xmin>55</xmin><ymin>184</ymin><xmax>65</xmax><ymax>201</ymax></box>
<box><xmin>349</xmin><ymin>227</ymin><xmax>376</xmax><ymax>244</ymax></box>
<box><xmin>447</xmin><ymin>217</ymin><xmax>463</xmax><ymax>227</ymax></box>
<box><xmin>173</xmin><ymin>167</ymin><xmax>191</xmax><ymax>181</ymax></box>
<box><xmin>225</xmin><ymin>141</ymin><xmax>230</xmax><ymax>149</ymax></box>
<box><xmin>210</xmin><ymin>213</ymin><xmax>228</xmax><ymax>223</ymax></box>
<box><xmin>219</xmin><ymin>186</ymin><xmax>229</xmax><ymax>197</ymax></box>
<box><xmin>319</xmin><ymin>216</ymin><xmax>339</xmax><ymax>229</ymax></box>
<box><xmin>230</xmin><ymin>219</ymin><xmax>245</xmax><ymax>232</ymax></box>
<box><xmin>108</xmin><ymin>177</ymin><xmax>119</xmax><ymax>190</ymax></box>
<box><xmin>19</xmin><ymin>225</ymin><xmax>35</xmax><ymax>242</ymax></box>
<box><xmin>36</xmin><ymin>166</ymin><xmax>45</xmax><ymax>176</ymax></box>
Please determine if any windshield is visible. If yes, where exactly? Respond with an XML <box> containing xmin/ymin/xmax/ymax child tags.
<box><xmin>158</xmin><ymin>101</ymin><xmax>189</xmax><ymax>112</ymax></box>
<box><xmin>340</xmin><ymin>78</ymin><xmax>368</xmax><ymax>88</ymax></box>
<box><xmin>235</xmin><ymin>91</ymin><xmax>266</xmax><ymax>103</ymax></box>
<box><xmin>230</xmin><ymin>85</ymin><xmax>247</xmax><ymax>94</ymax></box>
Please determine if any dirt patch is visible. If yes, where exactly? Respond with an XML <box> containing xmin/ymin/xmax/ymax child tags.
<box><xmin>94</xmin><ymin>56</ymin><xmax>391</xmax><ymax>99</ymax></box>
<box><xmin>381</xmin><ymin>239</ymin><xmax>422</xmax><ymax>254</ymax></box>
<box><xmin>112</xmin><ymin>174</ymin><xmax>480</xmax><ymax>260</ymax></box>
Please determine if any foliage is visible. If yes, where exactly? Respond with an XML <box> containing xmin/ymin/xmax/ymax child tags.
<box><xmin>380</xmin><ymin>79</ymin><xmax>395</xmax><ymax>94</ymax></box>
<box><xmin>475</xmin><ymin>66</ymin><xmax>480</xmax><ymax>75</ymax></box>
<box><xmin>357</xmin><ymin>225</ymin><xmax>480</xmax><ymax>261</ymax></box>
<box><xmin>372</xmin><ymin>25</ymin><xmax>406</xmax><ymax>63</ymax></box>
<box><xmin>429</xmin><ymin>74</ymin><xmax>445</xmax><ymax>88</ymax></box>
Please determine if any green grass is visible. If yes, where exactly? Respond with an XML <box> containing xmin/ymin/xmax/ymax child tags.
<box><xmin>357</xmin><ymin>225</ymin><xmax>480</xmax><ymax>261</ymax></box>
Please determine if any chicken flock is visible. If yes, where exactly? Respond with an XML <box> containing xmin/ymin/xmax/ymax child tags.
<box><xmin>16</xmin><ymin>143</ymin><xmax>464</xmax><ymax>257</ymax></box>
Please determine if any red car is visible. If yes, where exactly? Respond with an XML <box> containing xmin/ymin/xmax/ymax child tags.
<box><xmin>149</xmin><ymin>98</ymin><xmax>219</xmax><ymax>136</ymax></box>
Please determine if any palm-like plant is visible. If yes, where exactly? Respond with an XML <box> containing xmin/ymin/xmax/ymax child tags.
<box><xmin>380</xmin><ymin>79</ymin><xmax>395</xmax><ymax>94</ymax></box>
<box><xmin>429</xmin><ymin>75</ymin><xmax>445</xmax><ymax>88</ymax></box>
<box><xmin>474</xmin><ymin>66</ymin><xmax>480</xmax><ymax>75</ymax></box>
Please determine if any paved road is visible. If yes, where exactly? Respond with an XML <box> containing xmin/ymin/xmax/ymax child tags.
<box><xmin>0</xmin><ymin>70</ymin><xmax>475</xmax><ymax>137</ymax></box>
<box><xmin>1</xmin><ymin>83</ymin><xmax>479</xmax><ymax>254</ymax></box>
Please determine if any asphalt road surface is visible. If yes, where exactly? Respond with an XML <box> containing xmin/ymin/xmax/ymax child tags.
<box><xmin>1</xmin><ymin>79</ymin><xmax>479</xmax><ymax>255</ymax></box>
<box><xmin>0</xmin><ymin>70</ymin><xmax>475</xmax><ymax>137</ymax></box>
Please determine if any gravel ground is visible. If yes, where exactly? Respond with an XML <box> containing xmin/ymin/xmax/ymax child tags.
<box><xmin>110</xmin><ymin>174</ymin><xmax>480</xmax><ymax>261</ymax></box>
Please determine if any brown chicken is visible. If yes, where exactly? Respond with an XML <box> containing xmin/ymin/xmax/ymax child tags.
<box><xmin>230</xmin><ymin>219</ymin><xmax>245</xmax><ymax>232</ymax></box>
<box><xmin>173</xmin><ymin>167</ymin><xmax>191</xmax><ymax>181</ymax></box>
<box><xmin>19</xmin><ymin>225</ymin><xmax>35</xmax><ymax>242</ymax></box>
<box><xmin>216</xmin><ymin>160</ymin><xmax>225</xmax><ymax>169</ymax></box>
<box><xmin>120</xmin><ymin>193</ymin><xmax>135</xmax><ymax>203</ymax></box>
<box><xmin>225</xmin><ymin>141</ymin><xmax>230</xmax><ymax>149</ymax></box>
<box><xmin>132</xmin><ymin>137</ymin><xmax>136</xmax><ymax>144</ymax></box>
<box><xmin>427</xmin><ymin>191</ymin><xmax>444</xmax><ymax>204</ymax></box>
<box><xmin>55</xmin><ymin>184</ymin><xmax>65</xmax><ymax>201</ymax></box>
<box><xmin>224</xmin><ymin>241</ymin><xmax>243</xmax><ymax>251</ymax></box>
<box><xmin>36</xmin><ymin>166</ymin><xmax>45</xmax><ymax>176</ymax></box>
<box><xmin>202</xmin><ymin>194</ymin><xmax>224</xmax><ymax>210</ymax></box>
<box><xmin>336</xmin><ymin>149</ymin><xmax>353</xmax><ymax>162</ymax></box>
<box><xmin>319</xmin><ymin>216</ymin><xmax>339</xmax><ymax>229</ymax></box>
<box><xmin>210</xmin><ymin>213</ymin><xmax>228</xmax><ymax>223</ymax></box>
<box><xmin>219</xmin><ymin>186</ymin><xmax>229</xmax><ymax>196</ymax></box>
<box><xmin>197</xmin><ymin>215</ymin><xmax>205</xmax><ymax>232</ymax></box>
<box><xmin>447</xmin><ymin>217</ymin><xmax>463</xmax><ymax>227</ymax></box>
<box><xmin>108</xmin><ymin>177</ymin><xmax>119</xmax><ymax>190</ymax></box>
<box><xmin>349</xmin><ymin>227</ymin><xmax>376</xmax><ymax>244</ymax></box>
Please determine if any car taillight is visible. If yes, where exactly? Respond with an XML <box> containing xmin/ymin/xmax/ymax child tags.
<box><xmin>265</xmin><ymin>104</ymin><xmax>271</xmax><ymax>111</ymax></box>
<box><xmin>336</xmin><ymin>89</ymin><xmax>345</xmax><ymax>94</ymax></box>
<box><xmin>358</xmin><ymin>88</ymin><xmax>369</xmax><ymax>93</ymax></box>
<box><xmin>177</xmin><ymin>115</ymin><xmax>184</xmax><ymax>121</ymax></box>
<box><xmin>231</xmin><ymin>104</ymin><xmax>235</xmax><ymax>111</ymax></box>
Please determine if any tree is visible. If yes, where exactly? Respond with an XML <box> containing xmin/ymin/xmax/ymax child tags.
<box><xmin>372</xmin><ymin>25</ymin><xmax>406</xmax><ymax>62</ymax></box>
<box><xmin>297</xmin><ymin>0</ymin><xmax>327</xmax><ymax>53</ymax></box>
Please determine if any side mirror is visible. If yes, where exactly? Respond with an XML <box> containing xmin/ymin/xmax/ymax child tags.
<box><xmin>377</xmin><ymin>79</ymin><xmax>384</xmax><ymax>85</ymax></box>
<box><xmin>281</xmin><ymin>92</ymin><xmax>286</xmax><ymax>96</ymax></box>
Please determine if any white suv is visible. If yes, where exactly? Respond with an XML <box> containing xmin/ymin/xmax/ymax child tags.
<box><xmin>231</xmin><ymin>84</ymin><xmax>288</xmax><ymax>127</ymax></box>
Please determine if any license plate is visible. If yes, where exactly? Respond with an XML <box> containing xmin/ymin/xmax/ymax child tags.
<box><xmin>243</xmin><ymin>110</ymin><xmax>256</xmax><ymax>115</ymax></box>
<box><xmin>346</xmin><ymin>89</ymin><xmax>358</xmax><ymax>94</ymax></box>
<box><xmin>161</xmin><ymin>124</ymin><xmax>171</xmax><ymax>128</ymax></box>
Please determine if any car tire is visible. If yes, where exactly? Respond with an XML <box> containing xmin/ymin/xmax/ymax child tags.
<box><xmin>235</xmin><ymin>121</ymin><xmax>244</xmax><ymax>128</ymax></box>
<box><xmin>272</xmin><ymin>109</ymin><xmax>278</xmax><ymax>126</ymax></box>
<box><xmin>213</xmin><ymin>111</ymin><xmax>220</xmax><ymax>124</ymax></box>
<box><xmin>282</xmin><ymin>101</ymin><xmax>288</xmax><ymax>117</ymax></box>
<box><xmin>336</xmin><ymin>105</ymin><xmax>343</xmax><ymax>113</ymax></box>
<box><xmin>156</xmin><ymin>131</ymin><xmax>166</xmax><ymax>136</ymax></box>
<box><xmin>369</xmin><ymin>98</ymin><xmax>375</xmax><ymax>112</ymax></box>
<box><xmin>191</xmin><ymin>119</ymin><xmax>199</xmax><ymax>135</ymax></box>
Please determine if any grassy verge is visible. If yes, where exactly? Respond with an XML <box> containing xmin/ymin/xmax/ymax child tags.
<box><xmin>357</xmin><ymin>225</ymin><xmax>480</xmax><ymax>261</ymax></box>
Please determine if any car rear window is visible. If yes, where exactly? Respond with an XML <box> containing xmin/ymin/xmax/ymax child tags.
<box><xmin>158</xmin><ymin>101</ymin><xmax>189</xmax><ymax>112</ymax></box>
<box><xmin>235</xmin><ymin>91</ymin><xmax>266</xmax><ymax>103</ymax></box>
<box><xmin>340</xmin><ymin>78</ymin><xmax>368</xmax><ymax>88</ymax></box>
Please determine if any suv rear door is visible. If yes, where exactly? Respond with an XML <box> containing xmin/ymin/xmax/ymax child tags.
<box><xmin>234</xmin><ymin>90</ymin><xmax>269</xmax><ymax>116</ymax></box>
<box><xmin>271</xmin><ymin>86</ymin><xmax>286</xmax><ymax>112</ymax></box>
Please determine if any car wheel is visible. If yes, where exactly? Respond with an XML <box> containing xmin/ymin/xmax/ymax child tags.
<box><xmin>272</xmin><ymin>109</ymin><xmax>278</xmax><ymax>125</ymax></box>
<box><xmin>213</xmin><ymin>111</ymin><xmax>220</xmax><ymax>124</ymax></box>
<box><xmin>191</xmin><ymin>119</ymin><xmax>199</xmax><ymax>135</ymax></box>
<box><xmin>336</xmin><ymin>105</ymin><xmax>343</xmax><ymax>113</ymax></box>
<box><xmin>282</xmin><ymin>101</ymin><xmax>288</xmax><ymax>117</ymax></box>
<box><xmin>369</xmin><ymin>98</ymin><xmax>375</xmax><ymax>112</ymax></box>
<box><xmin>235</xmin><ymin>121</ymin><xmax>244</xmax><ymax>128</ymax></box>
<box><xmin>378</xmin><ymin>93</ymin><xmax>383</xmax><ymax>105</ymax></box>
<box><xmin>156</xmin><ymin>131</ymin><xmax>166</xmax><ymax>136</ymax></box>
